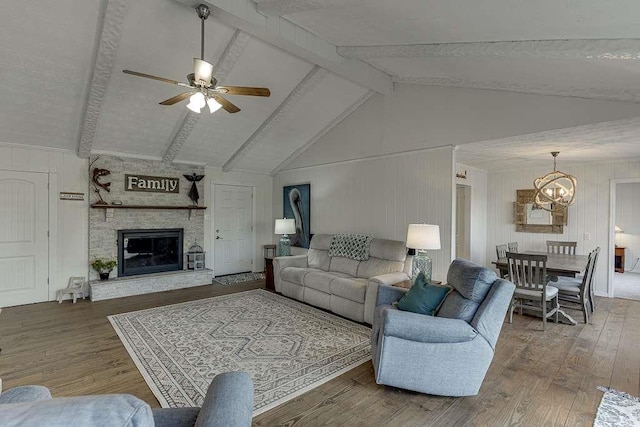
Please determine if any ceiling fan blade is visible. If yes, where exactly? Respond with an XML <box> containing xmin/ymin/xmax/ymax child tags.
<box><xmin>211</xmin><ymin>94</ymin><xmax>241</xmax><ymax>113</ymax></box>
<box><xmin>215</xmin><ymin>86</ymin><xmax>271</xmax><ymax>97</ymax></box>
<box><xmin>159</xmin><ymin>92</ymin><xmax>192</xmax><ymax>106</ymax></box>
<box><xmin>123</xmin><ymin>69</ymin><xmax>183</xmax><ymax>86</ymax></box>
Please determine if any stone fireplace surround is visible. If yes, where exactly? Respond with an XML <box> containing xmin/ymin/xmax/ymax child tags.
<box><xmin>89</xmin><ymin>155</ymin><xmax>212</xmax><ymax>300</ymax></box>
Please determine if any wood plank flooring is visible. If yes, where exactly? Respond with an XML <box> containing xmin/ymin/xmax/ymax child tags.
<box><xmin>1</xmin><ymin>282</ymin><xmax>638</xmax><ymax>426</ymax></box>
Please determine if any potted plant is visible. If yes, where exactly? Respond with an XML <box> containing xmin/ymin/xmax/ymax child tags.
<box><xmin>91</xmin><ymin>259</ymin><xmax>117</xmax><ymax>280</ymax></box>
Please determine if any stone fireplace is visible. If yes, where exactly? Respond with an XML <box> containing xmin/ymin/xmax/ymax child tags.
<box><xmin>118</xmin><ymin>228</ymin><xmax>184</xmax><ymax>277</ymax></box>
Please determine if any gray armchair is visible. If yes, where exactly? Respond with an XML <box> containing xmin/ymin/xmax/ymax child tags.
<box><xmin>372</xmin><ymin>259</ymin><xmax>515</xmax><ymax>396</ymax></box>
<box><xmin>0</xmin><ymin>372</ymin><xmax>253</xmax><ymax>427</ymax></box>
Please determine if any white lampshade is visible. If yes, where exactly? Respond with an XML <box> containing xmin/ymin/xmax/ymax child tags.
<box><xmin>275</xmin><ymin>218</ymin><xmax>296</xmax><ymax>235</ymax></box>
<box><xmin>186</xmin><ymin>92</ymin><xmax>206</xmax><ymax>113</ymax></box>
<box><xmin>194</xmin><ymin>58</ymin><xmax>213</xmax><ymax>85</ymax></box>
<box><xmin>406</xmin><ymin>224</ymin><xmax>441</xmax><ymax>250</ymax></box>
<box><xmin>207</xmin><ymin>97</ymin><xmax>222</xmax><ymax>113</ymax></box>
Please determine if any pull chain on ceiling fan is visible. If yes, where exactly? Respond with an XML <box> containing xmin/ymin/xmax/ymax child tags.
<box><xmin>123</xmin><ymin>4</ymin><xmax>270</xmax><ymax>114</ymax></box>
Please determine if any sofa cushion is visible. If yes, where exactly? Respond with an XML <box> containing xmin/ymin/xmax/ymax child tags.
<box><xmin>307</xmin><ymin>248</ymin><xmax>330</xmax><ymax>271</ymax></box>
<box><xmin>329</xmin><ymin>256</ymin><xmax>360</xmax><ymax>276</ymax></box>
<box><xmin>396</xmin><ymin>273</ymin><xmax>453</xmax><ymax>316</ymax></box>
<box><xmin>447</xmin><ymin>259</ymin><xmax>496</xmax><ymax>303</ymax></box>
<box><xmin>330</xmin><ymin>277</ymin><xmax>368</xmax><ymax>303</ymax></box>
<box><xmin>309</xmin><ymin>234</ymin><xmax>333</xmax><ymax>251</ymax></box>
<box><xmin>437</xmin><ymin>291</ymin><xmax>481</xmax><ymax>323</ymax></box>
<box><xmin>357</xmin><ymin>258</ymin><xmax>405</xmax><ymax>279</ymax></box>
<box><xmin>369</xmin><ymin>238</ymin><xmax>407</xmax><ymax>262</ymax></box>
<box><xmin>305</xmin><ymin>271</ymin><xmax>349</xmax><ymax>294</ymax></box>
<box><xmin>281</xmin><ymin>267</ymin><xmax>319</xmax><ymax>285</ymax></box>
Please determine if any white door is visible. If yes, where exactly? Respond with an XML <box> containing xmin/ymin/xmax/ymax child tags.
<box><xmin>213</xmin><ymin>184</ymin><xmax>253</xmax><ymax>276</ymax></box>
<box><xmin>0</xmin><ymin>171</ymin><xmax>49</xmax><ymax>307</ymax></box>
<box><xmin>456</xmin><ymin>185</ymin><xmax>471</xmax><ymax>260</ymax></box>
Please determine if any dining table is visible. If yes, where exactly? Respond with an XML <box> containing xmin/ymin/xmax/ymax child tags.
<box><xmin>492</xmin><ymin>251</ymin><xmax>590</xmax><ymax>326</ymax></box>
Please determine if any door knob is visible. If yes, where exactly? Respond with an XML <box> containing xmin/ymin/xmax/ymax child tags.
<box><xmin>216</xmin><ymin>236</ymin><xmax>221</xmax><ymax>239</ymax></box>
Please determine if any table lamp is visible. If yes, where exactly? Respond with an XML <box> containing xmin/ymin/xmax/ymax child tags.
<box><xmin>406</xmin><ymin>224</ymin><xmax>441</xmax><ymax>282</ymax></box>
<box><xmin>275</xmin><ymin>218</ymin><xmax>296</xmax><ymax>256</ymax></box>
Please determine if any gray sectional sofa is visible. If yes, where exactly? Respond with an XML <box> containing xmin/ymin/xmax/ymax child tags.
<box><xmin>273</xmin><ymin>234</ymin><xmax>411</xmax><ymax>324</ymax></box>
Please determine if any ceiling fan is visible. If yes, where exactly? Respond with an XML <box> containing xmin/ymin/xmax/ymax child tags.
<box><xmin>123</xmin><ymin>4</ymin><xmax>270</xmax><ymax>114</ymax></box>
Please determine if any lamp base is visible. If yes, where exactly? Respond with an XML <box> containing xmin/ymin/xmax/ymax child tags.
<box><xmin>412</xmin><ymin>250</ymin><xmax>433</xmax><ymax>282</ymax></box>
<box><xmin>278</xmin><ymin>235</ymin><xmax>291</xmax><ymax>256</ymax></box>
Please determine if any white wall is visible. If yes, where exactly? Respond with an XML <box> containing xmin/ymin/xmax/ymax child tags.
<box><xmin>456</xmin><ymin>163</ymin><xmax>488</xmax><ymax>266</ymax></box>
<box><xmin>615</xmin><ymin>182</ymin><xmax>640</xmax><ymax>272</ymax></box>
<box><xmin>486</xmin><ymin>159</ymin><xmax>640</xmax><ymax>296</ymax></box>
<box><xmin>286</xmin><ymin>84</ymin><xmax>640</xmax><ymax>169</ymax></box>
<box><xmin>274</xmin><ymin>147</ymin><xmax>455</xmax><ymax>283</ymax></box>
<box><xmin>0</xmin><ymin>143</ymin><xmax>88</xmax><ymax>300</ymax></box>
<box><xmin>204</xmin><ymin>167</ymin><xmax>273</xmax><ymax>273</ymax></box>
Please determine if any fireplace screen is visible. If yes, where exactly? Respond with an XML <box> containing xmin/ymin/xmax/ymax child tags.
<box><xmin>118</xmin><ymin>229</ymin><xmax>183</xmax><ymax>277</ymax></box>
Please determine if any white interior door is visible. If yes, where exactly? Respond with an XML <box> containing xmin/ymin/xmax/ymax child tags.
<box><xmin>456</xmin><ymin>185</ymin><xmax>471</xmax><ymax>260</ymax></box>
<box><xmin>213</xmin><ymin>184</ymin><xmax>253</xmax><ymax>276</ymax></box>
<box><xmin>0</xmin><ymin>171</ymin><xmax>49</xmax><ymax>307</ymax></box>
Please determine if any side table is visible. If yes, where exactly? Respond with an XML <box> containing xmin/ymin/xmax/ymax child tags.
<box><xmin>264</xmin><ymin>257</ymin><xmax>275</xmax><ymax>291</ymax></box>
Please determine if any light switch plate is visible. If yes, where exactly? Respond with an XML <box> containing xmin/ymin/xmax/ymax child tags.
<box><xmin>583</xmin><ymin>232</ymin><xmax>591</xmax><ymax>240</ymax></box>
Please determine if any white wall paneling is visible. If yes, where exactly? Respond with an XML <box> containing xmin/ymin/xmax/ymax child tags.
<box><xmin>0</xmin><ymin>143</ymin><xmax>88</xmax><ymax>301</ymax></box>
<box><xmin>456</xmin><ymin>163</ymin><xmax>487</xmax><ymax>266</ymax></box>
<box><xmin>486</xmin><ymin>160</ymin><xmax>640</xmax><ymax>297</ymax></box>
<box><xmin>204</xmin><ymin>167</ymin><xmax>273</xmax><ymax>273</ymax></box>
<box><xmin>274</xmin><ymin>146</ymin><xmax>455</xmax><ymax>283</ymax></box>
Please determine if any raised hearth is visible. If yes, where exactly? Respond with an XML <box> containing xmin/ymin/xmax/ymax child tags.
<box><xmin>90</xmin><ymin>269</ymin><xmax>213</xmax><ymax>301</ymax></box>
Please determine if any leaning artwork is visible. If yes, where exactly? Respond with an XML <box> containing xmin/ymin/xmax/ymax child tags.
<box><xmin>283</xmin><ymin>184</ymin><xmax>310</xmax><ymax>248</ymax></box>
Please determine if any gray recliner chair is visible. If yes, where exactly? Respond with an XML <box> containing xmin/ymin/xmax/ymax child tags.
<box><xmin>0</xmin><ymin>372</ymin><xmax>253</xmax><ymax>427</ymax></box>
<box><xmin>371</xmin><ymin>259</ymin><xmax>515</xmax><ymax>397</ymax></box>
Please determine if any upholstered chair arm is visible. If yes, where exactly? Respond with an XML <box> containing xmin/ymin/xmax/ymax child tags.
<box><xmin>369</xmin><ymin>272</ymin><xmax>410</xmax><ymax>287</ymax></box>
<box><xmin>272</xmin><ymin>255</ymin><xmax>308</xmax><ymax>270</ymax></box>
<box><xmin>375</xmin><ymin>284</ymin><xmax>408</xmax><ymax>307</ymax></box>
<box><xmin>377</xmin><ymin>305</ymin><xmax>478</xmax><ymax>344</ymax></box>
<box><xmin>194</xmin><ymin>371</ymin><xmax>253</xmax><ymax>427</ymax></box>
<box><xmin>0</xmin><ymin>386</ymin><xmax>52</xmax><ymax>404</ymax></box>
<box><xmin>470</xmin><ymin>279</ymin><xmax>516</xmax><ymax>349</ymax></box>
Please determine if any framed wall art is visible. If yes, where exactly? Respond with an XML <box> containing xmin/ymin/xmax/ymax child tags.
<box><xmin>283</xmin><ymin>183</ymin><xmax>310</xmax><ymax>248</ymax></box>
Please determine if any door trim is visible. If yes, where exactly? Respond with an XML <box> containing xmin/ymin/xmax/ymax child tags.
<box><xmin>211</xmin><ymin>183</ymin><xmax>256</xmax><ymax>276</ymax></box>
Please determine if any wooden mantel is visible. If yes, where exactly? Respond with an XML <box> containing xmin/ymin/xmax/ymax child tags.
<box><xmin>91</xmin><ymin>204</ymin><xmax>206</xmax><ymax>221</ymax></box>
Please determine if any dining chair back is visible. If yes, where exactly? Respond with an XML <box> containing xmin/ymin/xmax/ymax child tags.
<box><xmin>588</xmin><ymin>247</ymin><xmax>601</xmax><ymax>312</ymax></box>
<box><xmin>546</xmin><ymin>241</ymin><xmax>577</xmax><ymax>255</ymax></box>
<box><xmin>508</xmin><ymin>242</ymin><xmax>518</xmax><ymax>253</ymax></box>
<box><xmin>506</xmin><ymin>252</ymin><xmax>559</xmax><ymax>331</ymax></box>
<box><xmin>496</xmin><ymin>244</ymin><xmax>508</xmax><ymax>259</ymax></box>
<box><xmin>554</xmin><ymin>249</ymin><xmax>596</xmax><ymax>323</ymax></box>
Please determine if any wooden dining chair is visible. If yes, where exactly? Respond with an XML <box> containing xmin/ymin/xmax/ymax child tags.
<box><xmin>553</xmin><ymin>249</ymin><xmax>596</xmax><ymax>323</ymax></box>
<box><xmin>588</xmin><ymin>247</ymin><xmax>600</xmax><ymax>313</ymax></box>
<box><xmin>546</xmin><ymin>241</ymin><xmax>577</xmax><ymax>255</ymax></box>
<box><xmin>496</xmin><ymin>244</ymin><xmax>508</xmax><ymax>259</ymax></box>
<box><xmin>506</xmin><ymin>252</ymin><xmax>559</xmax><ymax>331</ymax></box>
<box><xmin>507</xmin><ymin>242</ymin><xmax>518</xmax><ymax>253</ymax></box>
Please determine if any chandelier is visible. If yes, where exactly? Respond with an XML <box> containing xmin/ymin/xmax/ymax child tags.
<box><xmin>533</xmin><ymin>152</ymin><xmax>577</xmax><ymax>212</ymax></box>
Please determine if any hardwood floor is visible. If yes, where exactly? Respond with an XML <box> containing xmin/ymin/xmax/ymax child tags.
<box><xmin>0</xmin><ymin>283</ymin><xmax>638</xmax><ymax>426</ymax></box>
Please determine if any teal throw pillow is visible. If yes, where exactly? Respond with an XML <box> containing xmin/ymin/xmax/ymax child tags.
<box><xmin>396</xmin><ymin>273</ymin><xmax>453</xmax><ymax>316</ymax></box>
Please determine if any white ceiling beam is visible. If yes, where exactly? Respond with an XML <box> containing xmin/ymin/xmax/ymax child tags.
<box><xmin>173</xmin><ymin>0</ymin><xmax>392</xmax><ymax>94</ymax></box>
<box><xmin>253</xmin><ymin>0</ymin><xmax>353</xmax><ymax>16</ymax></box>
<box><xmin>395</xmin><ymin>76</ymin><xmax>640</xmax><ymax>103</ymax></box>
<box><xmin>270</xmin><ymin>90</ymin><xmax>374</xmax><ymax>175</ymax></box>
<box><xmin>77</xmin><ymin>0</ymin><xmax>129</xmax><ymax>159</ymax></box>
<box><xmin>162</xmin><ymin>30</ymin><xmax>251</xmax><ymax>164</ymax></box>
<box><xmin>222</xmin><ymin>65</ymin><xmax>328</xmax><ymax>172</ymax></box>
<box><xmin>337</xmin><ymin>39</ymin><xmax>640</xmax><ymax>60</ymax></box>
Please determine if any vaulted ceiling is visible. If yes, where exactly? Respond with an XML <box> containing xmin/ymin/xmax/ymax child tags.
<box><xmin>2</xmin><ymin>0</ymin><xmax>640</xmax><ymax>174</ymax></box>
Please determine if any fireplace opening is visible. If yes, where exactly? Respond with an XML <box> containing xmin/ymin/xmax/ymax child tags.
<box><xmin>117</xmin><ymin>228</ymin><xmax>184</xmax><ymax>277</ymax></box>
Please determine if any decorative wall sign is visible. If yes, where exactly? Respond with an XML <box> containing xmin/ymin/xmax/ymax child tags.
<box><xmin>60</xmin><ymin>192</ymin><xmax>85</xmax><ymax>201</ymax></box>
<box><xmin>283</xmin><ymin>183</ymin><xmax>310</xmax><ymax>248</ymax></box>
<box><xmin>125</xmin><ymin>174</ymin><xmax>180</xmax><ymax>193</ymax></box>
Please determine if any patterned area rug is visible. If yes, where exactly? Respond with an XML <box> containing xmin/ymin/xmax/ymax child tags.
<box><xmin>212</xmin><ymin>271</ymin><xmax>265</xmax><ymax>286</ymax></box>
<box><xmin>595</xmin><ymin>386</ymin><xmax>640</xmax><ymax>426</ymax></box>
<box><xmin>109</xmin><ymin>290</ymin><xmax>371</xmax><ymax>415</ymax></box>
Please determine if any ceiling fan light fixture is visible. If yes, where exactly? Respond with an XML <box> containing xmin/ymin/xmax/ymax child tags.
<box><xmin>207</xmin><ymin>97</ymin><xmax>222</xmax><ymax>113</ymax></box>
<box><xmin>194</xmin><ymin>58</ymin><xmax>213</xmax><ymax>86</ymax></box>
<box><xmin>187</xmin><ymin>92</ymin><xmax>206</xmax><ymax>113</ymax></box>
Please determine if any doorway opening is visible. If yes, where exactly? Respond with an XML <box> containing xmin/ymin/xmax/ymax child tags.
<box><xmin>456</xmin><ymin>184</ymin><xmax>471</xmax><ymax>260</ymax></box>
<box><xmin>610</xmin><ymin>179</ymin><xmax>640</xmax><ymax>300</ymax></box>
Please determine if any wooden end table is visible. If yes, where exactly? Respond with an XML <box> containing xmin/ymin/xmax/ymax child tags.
<box><xmin>264</xmin><ymin>257</ymin><xmax>275</xmax><ymax>291</ymax></box>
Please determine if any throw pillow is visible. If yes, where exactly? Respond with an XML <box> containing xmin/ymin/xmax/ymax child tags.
<box><xmin>328</xmin><ymin>234</ymin><xmax>374</xmax><ymax>261</ymax></box>
<box><xmin>396</xmin><ymin>273</ymin><xmax>453</xmax><ymax>316</ymax></box>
